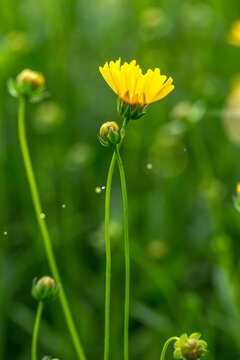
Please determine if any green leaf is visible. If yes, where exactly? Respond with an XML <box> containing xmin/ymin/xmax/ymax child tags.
<box><xmin>7</xmin><ymin>78</ymin><xmax>19</xmax><ymax>98</ymax></box>
<box><xmin>233</xmin><ymin>195</ymin><xmax>240</xmax><ymax>212</ymax></box>
<box><xmin>30</xmin><ymin>91</ymin><xmax>50</xmax><ymax>103</ymax></box>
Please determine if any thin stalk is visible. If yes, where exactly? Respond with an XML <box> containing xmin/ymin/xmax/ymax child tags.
<box><xmin>31</xmin><ymin>301</ymin><xmax>44</xmax><ymax>360</ymax></box>
<box><xmin>104</xmin><ymin>152</ymin><xmax>116</xmax><ymax>360</ymax></box>
<box><xmin>103</xmin><ymin>117</ymin><xmax>129</xmax><ymax>360</ymax></box>
<box><xmin>18</xmin><ymin>98</ymin><xmax>86</xmax><ymax>360</ymax></box>
<box><xmin>115</xmin><ymin>146</ymin><xmax>130</xmax><ymax>360</ymax></box>
<box><xmin>159</xmin><ymin>337</ymin><xmax>179</xmax><ymax>360</ymax></box>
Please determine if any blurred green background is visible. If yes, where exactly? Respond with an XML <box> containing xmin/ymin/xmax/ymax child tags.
<box><xmin>1</xmin><ymin>0</ymin><xmax>240</xmax><ymax>359</ymax></box>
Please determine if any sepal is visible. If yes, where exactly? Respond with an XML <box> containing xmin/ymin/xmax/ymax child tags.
<box><xmin>117</xmin><ymin>97</ymin><xmax>148</xmax><ymax>120</ymax></box>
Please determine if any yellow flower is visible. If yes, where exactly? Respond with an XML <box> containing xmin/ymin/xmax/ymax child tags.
<box><xmin>99</xmin><ymin>58</ymin><xmax>174</xmax><ymax>108</ymax></box>
<box><xmin>227</xmin><ymin>20</ymin><xmax>240</xmax><ymax>47</ymax></box>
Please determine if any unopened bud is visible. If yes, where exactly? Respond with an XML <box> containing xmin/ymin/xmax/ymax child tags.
<box><xmin>32</xmin><ymin>276</ymin><xmax>60</xmax><ymax>303</ymax></box>
<box><xmin>8</xmin><ymin>69</ymin><xmax>47</xmax><ymax>101</ymax></box>
<box><xmin>98</xmin><ymin>122</ymin><xmax>121</xmax><ymax>147</ymax></box>
<box><xmin>174</xmin><ymin>333</ymin><xmax>207</xmax><ymax>360</ymax></box>
<box><xmin>17</xmin><ymin>69</ymin><xmax>45</xmax><ymax>90</ymax></box>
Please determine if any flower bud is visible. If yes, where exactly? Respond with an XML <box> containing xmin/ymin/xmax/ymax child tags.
<box><xmin>32</xmin><ymin>276</ymin><xmax>60</xmax><ymax>303</ymax></box>
<box><xmin>17</xmin><ymin>69</ymin><xmax>45</xmax><ymax>90</ymax></box>
<box><xmin>98</xmin><ymin>122</ymin><xmax>121</xmax><ymax>147</ymax></box>
<box><xmin>174</xmin><ymin>333</ymin><xmax>207</xmax><ymax>360</ymax></box>
<box><xmin>117</xmin><ymin>97</ymin><xmax>148</xmax><ymax>120</ymax></box>
<box><xmin>8</xmin><ymin>69</ymin><xmax>48</xmax><ymax>102</ymax></box>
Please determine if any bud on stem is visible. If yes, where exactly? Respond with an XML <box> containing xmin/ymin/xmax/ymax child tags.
<box><xmin>32</xmin><ymin>276</ymin><xmax>60</xmax><ymax>303</ymax></box>
<box><xmin>174</xmin><ymin>333</ymin><xmax>208</xmax><ymax>360</ymax></box>
<box><xmin>8</xmin><ymin>69</ymin><xmax>48</xmax><ymax>102</ymax></box>
<box><xmin>98</xmin><ymin>121</ymin><xmax>121</xmax><ymax>147</ymax></box>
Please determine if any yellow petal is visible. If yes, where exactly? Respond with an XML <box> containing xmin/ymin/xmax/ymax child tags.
<box><xmin>99</xmin><ymin>66</ymin><xmax>118</xmax><ymax>94</ymax></box>
<box><xmin>150</xmin><ymin>78</ymin><xmax>174</xmax><ymax>103</ymax></box>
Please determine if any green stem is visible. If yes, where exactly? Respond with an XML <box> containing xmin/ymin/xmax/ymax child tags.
<box><xmin>104</xmin><ymin>152</ymin><xmax>116</xmax><ymax>360</ymax></box>
<box><xmin>18</xmin><ymin>98</ymin><xmax>86</xmax><ymax>360</ymax></box>
<box><xmin>160</xmin><ymin>337</ymin><xmax>179</xmax><ymax>360</ymax></box>
<box><xmin>103</xmin><ymin>118</ymin><xmax>129</xmax><ymax>360</ymax></box>
<box><xmin>115</xmin><ymin>146</ymin><xmax>130</xmax><ymax>360</ymax></box>
<box><xmin>31</xmin><ymin>301</ymin><xmax>44</xmax><ymax>360</ymax></box>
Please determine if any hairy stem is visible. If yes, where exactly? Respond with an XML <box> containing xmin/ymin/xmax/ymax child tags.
<box><xmin>31</xmin><ymin>301</ymin><xmax>44</xmax><ymax>360</ymax></box>
<box><xmin>18</xmin><ymin>98</ymin><xmax>86</xmax><ymax>360</ymax></box>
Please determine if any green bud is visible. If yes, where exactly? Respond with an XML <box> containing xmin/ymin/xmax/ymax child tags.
<box><xmin>32</xmin><ymin>276</ymin><xmax>60</xmax><ymax>303</ymax></box>
<box><xmin>8</xmin><ymin>69</ymin><xmax>49</xmax><ymax>102</ymax></box>
<box><xmin>174</xmin><ymin>333</ymin><xmax>208</xmax><ymax>360</ymax></box>
<box><xmin>117</xmin><ymin>97</ymin><xmax>148</xmax><ymax>120</ymax></box>
<box><xmin>98</xmin><ymin>121</ymin><xmax>121</xmax><ymax>147</ymax></box>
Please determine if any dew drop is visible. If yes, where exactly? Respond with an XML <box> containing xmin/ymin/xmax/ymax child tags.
<box><xmin>62</xmin><ymin>204</ymin><xmax>66</xmax><ymax>208</ymax></box>
<box><xmin>40</xmin><ymin>213</ymin><xmax>46</xmax><ymax>219</ymax></box>
<box><xmin>3</xmin><ymin>231</ymin><xmax>7</xmax><ymax>235</ymax></box>
<box><xmin>147</xmin><ymin>163</ymin><xmax>153</xmax><ymax>169</ymax></box>
<box><xmin>95</xmin><ymin>187</ymin><xmax>102</xmax><ymax>194</ymax></box>
<box><xmin>101</xmin><ymin>186</ymin><xmax>106</xmax><ymax>190</ymax></box>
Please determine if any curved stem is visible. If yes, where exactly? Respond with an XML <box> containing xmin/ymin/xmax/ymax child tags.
<box><xmin>18</xmin><ymin>98</ymin><xmax>86</xmax><ymax>360</ymax></box>
<box><xmin>31</xmin><ymin>301</ymin><xmax>44</xmax><ymax>360</ymax></box>
<box><xmin>104</xmin><ymin>152</ymin><xmax>117</xmax><ymax>360</ymax></box>
<box><xmin>160</xmin><ymin>337</ymin><xmax>179</xmax><ymax>360</ymax></box>
<box><xmin>115</xmin><ymin>146</ymin><xmax>130</xmax><ymax>360</ymax></box>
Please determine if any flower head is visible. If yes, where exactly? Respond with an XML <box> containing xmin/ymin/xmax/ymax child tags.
<box><xmin>99</xmin><ymin>58</ymin><xmax>174</xmax><ymax>118</ymax></box>
<box><xmin>227</xmin><ymin>20</ymin><xmax>240</xmax><ymax>47</ymax></box>
<box><xmin>32</xmin><ymin>276</ymin><xmax>60</xmax><ymax>303</ymax></box>
<box><xmin>174</xmin><ymin>333</ymin><xmax>208</xmax><ymax>360</ymax></box>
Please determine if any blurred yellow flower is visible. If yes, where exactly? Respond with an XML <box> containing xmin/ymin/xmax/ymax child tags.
<box><xmin>237</xmin><ymin>183</ymin><xmax>240</xmax><ymax>195</ymax></box>
<box><xmin>99</xmin><ymin>58</ymin><xmax>174</xmax><ymax>108</ymax></box>
<box><xmin>222</xmin><ymin>76</ymin><xmax>240</xmax><ymax>145</ymax></box>
<box><xmin>227</xmin><ymin>20</ymin><xmax>240</xmax><ymax>47</ymax></box>
<box><xmin>17</xmin><ymin>69</ymin><xmax>45</xmax><ymax>89</ymax></box>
